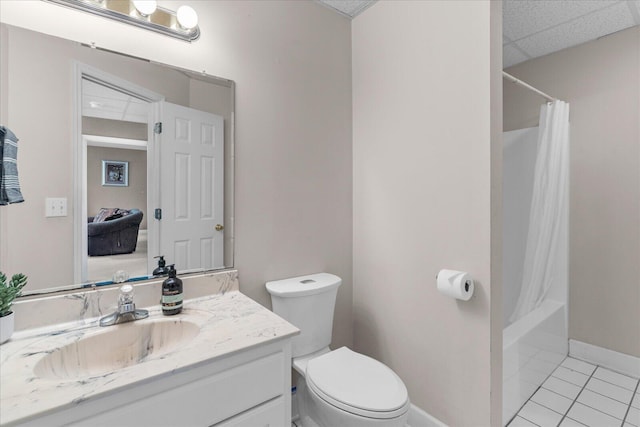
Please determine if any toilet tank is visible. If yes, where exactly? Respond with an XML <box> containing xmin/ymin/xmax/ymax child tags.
<box><xmin>266</xmin><ymin>273</ymin><xmax>342</xmax><ymax>358</ymax></box>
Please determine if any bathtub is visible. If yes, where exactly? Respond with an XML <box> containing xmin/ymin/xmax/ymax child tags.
<box><xmin>502</xmin><ymin>126</ymin><xmax>569</xmax><ymax>425</ymax></box>
<box><xmin>502</xmin><ymin>300</ymin><xmax>568</xmax><ymax>425</ymax></box>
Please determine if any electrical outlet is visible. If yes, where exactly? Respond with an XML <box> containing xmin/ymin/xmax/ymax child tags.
<box><xmin>45</xmin><ymin>198</ymin><xmax>67</xmax><ymax>217</ymax></box>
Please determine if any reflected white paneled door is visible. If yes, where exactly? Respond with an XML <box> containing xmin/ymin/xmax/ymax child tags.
<box><xmin>160</xmin><ymin>102</ymin><xmax>224</xmax><ymax>272</ymax></box>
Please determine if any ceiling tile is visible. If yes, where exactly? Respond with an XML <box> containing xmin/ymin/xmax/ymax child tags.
<box><xmin>316</xmin><ymin>0</ymin><xmax>375</xmax><ymax>18</ymax></box>
<box><xmin>82</xmin><ymin>79</ymin><xmax>149</xmax><ymax>124</ymax></box>
<box><xmin>630</xmin><ymin>1</ymin><xmax>640</xmax><ymax>24</ymax></box>
<box><xmin>503</xmin><ymin>0</ymin><xmax>621</xmax><ymax>41</ymax></box>
<box><xmin>515</xmin><ymin>1</ymin><xmax>635</xmax><ymax>59</ymax></box>
<box><xmin>504</xmin><ymin>43</ymin><xmax>532</xmax><ymax>68</ymax></box>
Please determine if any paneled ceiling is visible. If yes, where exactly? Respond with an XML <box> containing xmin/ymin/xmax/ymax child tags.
<box><xmin>503</xmin><ymin>0</ymin><xmax>640</xmax><ymax>67</ymax></box>
<box><xmin>315</xmin><ymin>0</ymin><xmax>640</xmax><ymax>68</ymax></box>
<box><xmin>82</xmin><ymin>79</ymin><xmax>149</xmax><ymax>124</ymax></box>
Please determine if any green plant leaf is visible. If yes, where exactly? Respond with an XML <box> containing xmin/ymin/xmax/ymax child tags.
<box><xmin>0</xmin><ymin>271</ymin><xmax>28</xmax><ymax>317</ymax></box>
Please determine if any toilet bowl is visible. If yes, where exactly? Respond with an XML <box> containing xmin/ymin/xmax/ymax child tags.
<box><xmin>266</xmin><ymin>273</ymin><xmax>410</xmax><ymax>427</ymax></box>
<box><xmin>299</xmin><ymin>347</ymin><xmax>410</xmax><ymax>427</ymax></box>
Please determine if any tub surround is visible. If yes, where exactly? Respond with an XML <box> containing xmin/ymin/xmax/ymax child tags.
<box><xmin>503</xmin><ymin>300</ymin><xmax>567</xmax><ymax>424</ymax></box>
<box><xmin>0</xmin><ymin>270</ymin><xmax>300</xmax><ymax>426</ymax></box>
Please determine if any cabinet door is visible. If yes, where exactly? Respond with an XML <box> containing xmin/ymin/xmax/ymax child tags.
<box><xmin>215</xmin><ymin>397</ymin><xmax>285</xmax><ymax>427</ymax></box>
<box><xmin>67</xmin><ymin>352</ymin><xmax>284</xmax><ymax>427</ymax></box>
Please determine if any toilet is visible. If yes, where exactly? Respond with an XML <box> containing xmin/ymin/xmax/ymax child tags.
<box><xmin>266</xmin><ymin>273</ymin><xmax>410</xmax><ymax>427</ymax></box>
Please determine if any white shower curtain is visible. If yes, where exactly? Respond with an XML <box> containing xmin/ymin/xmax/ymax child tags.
<box><xmin>509</xmin><ymin>100</ymin><xmax>570</xmax><ymax>323</ymax></box>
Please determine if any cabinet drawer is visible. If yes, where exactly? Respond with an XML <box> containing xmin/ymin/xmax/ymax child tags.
<box><xmin>69</xmin><ymin>351</ymin><xmax>285</xmax><ymax>426</ymax></box>
<box><xmin>215</xmin><ymin>397</ymin><xmax>285</xmax><ymax>427</ymax></box>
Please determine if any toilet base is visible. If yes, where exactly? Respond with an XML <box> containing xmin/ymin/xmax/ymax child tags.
<box><xmin>297</xmin><ymin>377</ymin><xmax>409</xmax><ymax>427</ymax></box>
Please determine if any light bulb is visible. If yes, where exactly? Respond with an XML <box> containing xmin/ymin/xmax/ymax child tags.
<box><xmin>133</xmin><ymin>0</ymin><xmax>157</xmax><ymax>17</ymax></box>
<box><xmin>177</xmin><ymin>5</ymin><xmax>198</xmax><ymax>30</ymax></box>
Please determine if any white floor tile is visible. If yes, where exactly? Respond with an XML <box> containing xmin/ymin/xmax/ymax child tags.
<box><xmin>554</xmin><ymin>366</ymin><xmax>590</xmax><ymax>387</ymax></box>
<box><xmin>514</xmin><ymin>360</ymin><xmax>638</xmax><ymax>427</ymax></box>
<box><xmin>632</xmin><ymin>394</ymin><xmax>640</xmax><ymax>410</ymax></box>
<box><xmin>543</xmin><ymin>376</ymin><xmax>583</xmax><ymax>400</ymax></box>
<box><xmin>586</xmin><ymin>378</ymin><xmax>635</xmax><ymax>404</ymax></box>
<box><xmin>509</xmin><ymin>416</ymin><xmax>540</xmax><ymax>427</ymax></box>
<box><xmin>593</xmin><ymin>367</ymin><xmax>639</xmax><ymax>392</ymax></box>
<box><xmin>519</xmin><ymin>401</ymin><xmax>564</xmax><ymax>427</ymax></box>
<box><xmin>577</xmin><ymin>389</ymin><xmax>629</xmax><ymax>420</ymax></box>
<box><xmin>531</xmin><ymin>387</ymin><xmax>574</xmax><ymax>415</ymax></box>
<box><xmin>567</xmin><ymin>402</ymin><xmax>623</xmax><ymax>427</ymax></box>
<box><xmin>562</xmin><ymin>357</ymin><xmax>597</xmax><ymax>376</ymax></box>
<box><xmin>504</xmin><ymin>374</ymin><xmax>539</xmax><ymax>415</ymax></box>
<box><xmin>560</xmin><ymin>418</ymin><xmax>588</xmax><ymax>427</ymax></box>
<box><xmin>625</xmin><ymin>406</ymin><xmax>640</xmax><ymax>426</ymax></box>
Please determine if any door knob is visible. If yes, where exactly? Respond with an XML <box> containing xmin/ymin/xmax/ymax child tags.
<box><xmin>215</xmin><ymin>224</ymin><xmax>224</xmax><ymax>231</ymax></box>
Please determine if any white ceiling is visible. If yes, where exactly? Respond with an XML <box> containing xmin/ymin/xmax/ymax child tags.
<box><xmin>316</xmin><ymin>0</ymin><xmax>640</xmax><ymax>68</ymax></box>
<box><xmin>82</xmin><ymin>79</ymin><xmax>149</xmax><ymax>124</ymax></box>
<box><xmin>503</xmin><ymin>0</ymin><xmax>640</xmax><ymax>67</ymax></box>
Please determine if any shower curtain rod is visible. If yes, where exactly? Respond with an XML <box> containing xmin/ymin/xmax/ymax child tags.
<box><xmin>502</xmin><ymin>71</ymin><xmax>556</xmax><ymax>102</ymax></box>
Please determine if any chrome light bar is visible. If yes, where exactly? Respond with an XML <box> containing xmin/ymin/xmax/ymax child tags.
<box><xmin>42</xmin><ymin>0</ymin><xmax>200</xmax><ymax>42</ymax></box>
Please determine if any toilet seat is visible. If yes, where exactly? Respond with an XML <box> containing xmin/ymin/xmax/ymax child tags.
<box><xmin>305</xmin><ymin>347</ymin><xmax>410</xmax><ymax>419</ymax></box>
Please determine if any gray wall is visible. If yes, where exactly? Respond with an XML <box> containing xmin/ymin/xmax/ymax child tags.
<box><xmin>504</xmin><ymin>27</ymin><xmax>640</xmax><ymax>357</ymax></box>
<box><xmin>352</xmin><ymin>1</ymin><xmax>502</xmax><ymax>425</ymax></box>
<box><xmin>86</xmin><ymin>146</ymin><xmax>148</xmax><ymax>229</ymax></box>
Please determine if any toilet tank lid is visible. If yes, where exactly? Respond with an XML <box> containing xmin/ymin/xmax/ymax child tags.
<box><xmin>266</xmin><ymin>273</ymin><xmax>342</xmax><ymax>297</ymax></box>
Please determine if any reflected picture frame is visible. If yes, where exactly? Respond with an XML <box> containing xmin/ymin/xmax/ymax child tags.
<box><xmin>101</xmin><ymin>160</ymin><xmax>129</xmax><ymax>187</ymax></box>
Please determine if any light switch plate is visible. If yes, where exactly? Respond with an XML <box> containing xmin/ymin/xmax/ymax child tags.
<box><xmin>45</xmin><ymin>197</ymin><xmax>67</xmax><ymax>217</ymax></box>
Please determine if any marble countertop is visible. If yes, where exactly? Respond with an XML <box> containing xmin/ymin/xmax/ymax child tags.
<box><xmin>0</xmin><ymin>291</ymin><xmax>299</xmax><ymax>426</ymax></box>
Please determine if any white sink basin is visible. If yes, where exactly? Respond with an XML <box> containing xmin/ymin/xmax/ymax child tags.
<box><xmin>34</xmin><ymin>319</ymin><xmax>200</xmax><ymax>380</ymax></box>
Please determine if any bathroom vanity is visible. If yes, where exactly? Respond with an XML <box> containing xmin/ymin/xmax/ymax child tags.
<box><xmin>0</xmin><ymin>275</ymin><xmax>299</xmax><ymax>426</ymax></box>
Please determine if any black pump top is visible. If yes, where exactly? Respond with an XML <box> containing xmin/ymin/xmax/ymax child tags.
<box><xmin>167</xmin><ymin>264</ymin><xmax>177</xmax><ymax>278</ymax></box>
<box><xmin>153</xmin><ymin>256</ymin><xmax>169</xmax><ymax>276</ymax></box>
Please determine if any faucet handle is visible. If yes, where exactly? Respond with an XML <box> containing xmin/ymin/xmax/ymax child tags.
<box><xmin>100</xmin><ymin>284</ymin><xmax>148</xmax><ymax>326</ymax></box>
<box><xmin>119</xmin><ymin>284</ymin><xmax>134</xmax><ymax>305</ymax></box>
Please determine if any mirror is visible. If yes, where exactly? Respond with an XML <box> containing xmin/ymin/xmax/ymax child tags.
<box><xmin>0</xmin><ymin>23</ymin><xmax>234</xmax><ymax>295</ymax></box>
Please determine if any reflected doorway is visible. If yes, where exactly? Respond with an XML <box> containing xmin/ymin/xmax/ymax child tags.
<box><xmin>84</xmin><ymin>135</ymin><xmax>149</xmax><ymax>283</ymax></box>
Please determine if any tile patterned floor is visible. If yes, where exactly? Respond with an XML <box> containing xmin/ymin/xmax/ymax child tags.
<box><xmin>508</xmin><ymin>357</ymin><xmax>640</xmax><ymax>427</ymax></box>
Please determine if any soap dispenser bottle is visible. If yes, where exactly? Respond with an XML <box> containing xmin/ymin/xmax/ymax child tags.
<box><xmin>153</xmin><ymin>255</ymin><xmax>168</xmax><ymax>277</ymax></box>
<box><xmin>161</xmin><ymin>265</ymin><xmax>183</xmax><ymax>315</ymax></box>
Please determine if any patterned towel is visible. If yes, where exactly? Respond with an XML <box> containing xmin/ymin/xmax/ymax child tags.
<box><xmin>0</xmin><ymin>126</ymin><xmax>25</xmax><ymax>205</ymax></box>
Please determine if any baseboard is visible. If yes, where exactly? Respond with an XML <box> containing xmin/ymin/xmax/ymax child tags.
<box><xmin>408</xmin><ymin>403</ymin><xmax>447</xmax><ymax>427</ymax></box>
<box><xmin>569</xmin><ymin>339</ymin><xmax>640</xmax><ymax>378</ymax></box>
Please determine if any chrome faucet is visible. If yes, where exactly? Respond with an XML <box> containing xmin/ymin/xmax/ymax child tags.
<box><xmin>99</xmin><ymin>284</ymin><xmax>149</xmax><ymax>327</ymax></box>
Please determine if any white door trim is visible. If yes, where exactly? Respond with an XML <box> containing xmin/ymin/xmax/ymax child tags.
<box><xmin>72</xmin><ymin>62</ymin><xmax>164</xmax><ymax>284</ymax></box>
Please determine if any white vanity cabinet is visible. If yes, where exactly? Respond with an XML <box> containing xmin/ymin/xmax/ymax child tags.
<box><xmin>15</xmin><ymin>340</ymin><xmax>292</xmax><ymax>427</ymax></box>
<box><xmin>2</xmin><ymin>289</ymin><xmax>299</xmax><ymax>427</ymax></box>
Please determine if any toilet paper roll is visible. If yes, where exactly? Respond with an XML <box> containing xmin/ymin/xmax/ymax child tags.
<box><xmin>436</xmin><ymin>269</ymin><xmax>474</xmax><ymax>301</ymax></box>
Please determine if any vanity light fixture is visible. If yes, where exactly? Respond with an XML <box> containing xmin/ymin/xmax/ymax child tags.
<box><xmin>43</xmin><ymin>0</ymin><xmax>200</xmax><ymax>42</ymax></box>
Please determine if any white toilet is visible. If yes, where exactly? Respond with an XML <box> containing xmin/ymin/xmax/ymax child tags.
<box><xmin>266</xmin><ymin>273</ymin><xmax>410</xmax><ymax>427</ymax></box>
